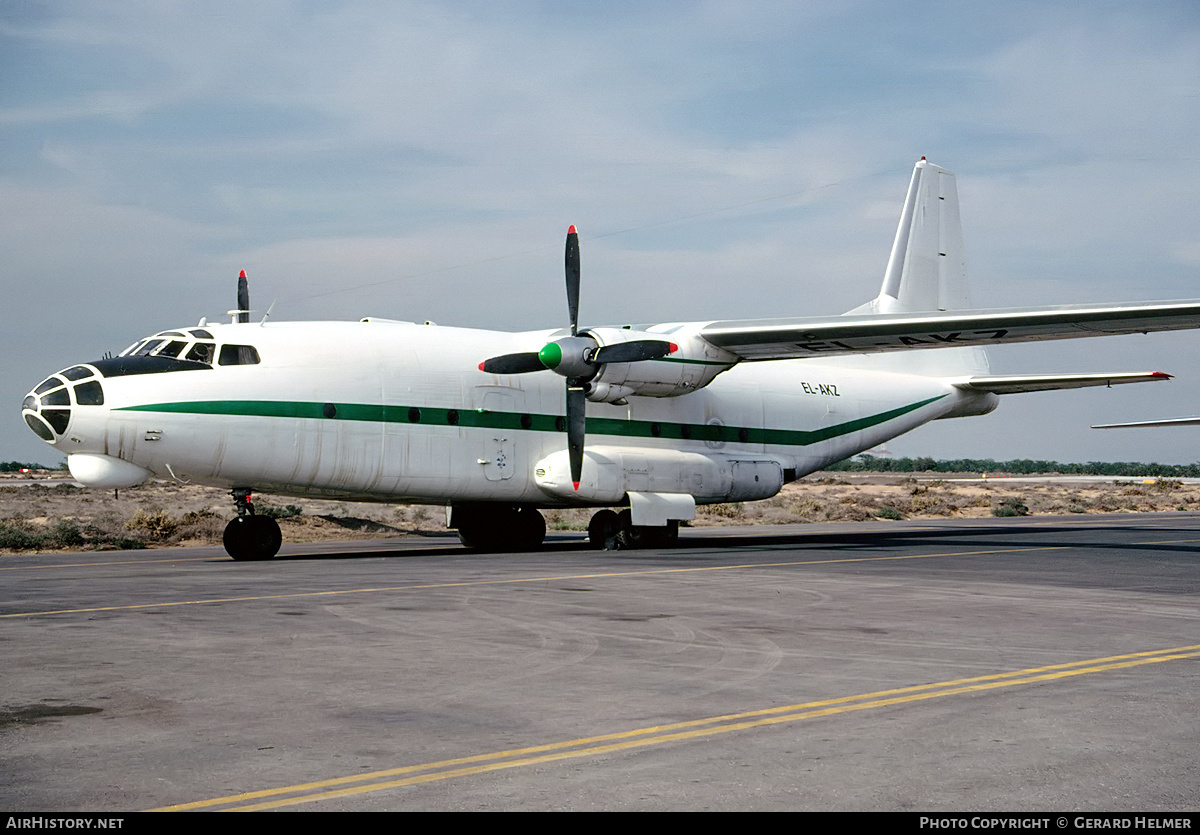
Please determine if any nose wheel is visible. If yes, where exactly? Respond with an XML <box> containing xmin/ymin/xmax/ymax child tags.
<box><xmin>223</xmin><ymin>490</ymin><xmax>282</xmax><ymax>561</ymax></box>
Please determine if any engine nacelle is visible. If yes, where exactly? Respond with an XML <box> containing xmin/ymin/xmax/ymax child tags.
<box><xmin>583</xmin><ymin>326</ymin><xmax>738</xmax><ymax>401</ymax></box>
<box><xmin>534</xmin><ymin>445</ymin><xmax>784</xmax><ymax>505</ymax></box>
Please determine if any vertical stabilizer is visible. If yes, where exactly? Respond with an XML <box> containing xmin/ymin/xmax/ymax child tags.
<box><xmin>841</xmin><ymin>158</ymin><xmax>988</xmax><ymax>375</ymax></box>
<box><xmin>876</xmin><ymin>158</ymin><xmax>970</xmax><ymax>313</ymax></box>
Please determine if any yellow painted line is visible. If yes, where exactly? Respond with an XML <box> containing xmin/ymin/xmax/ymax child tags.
<box><xmin>149</xmin><ymin>644</ymin><xmax>1200</xmax><ymax>812</ymax></box>
<box><xmin>8</xmin><ymin>539</ymin><xmax>1200</xmax><ymax>620</ymax></box>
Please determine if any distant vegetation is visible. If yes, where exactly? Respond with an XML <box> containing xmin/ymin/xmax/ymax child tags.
<box><xmin>0</xmin><ymin>461</ymin><xmax>54</xmax><ymax>472</ymax></box>
<box><xmin>830</xmin><ymin>455</ymin><xmax>1200</xmax><ymax>478</ymax></box>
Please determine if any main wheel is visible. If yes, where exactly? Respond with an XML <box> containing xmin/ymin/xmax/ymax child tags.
<box><xmin>456</xmin><ymin>505</ymin><xmax>545</xmax><ymax>552</ymax></box>
<box><xmin>587</xmin><ymin>509</ymin><xmax>620</xmax><ymax>549</ymax></box>
<box><xmin>223</xmin><ymin>515</ymin><xmax>282</xmax><ymax>561</ymax></box>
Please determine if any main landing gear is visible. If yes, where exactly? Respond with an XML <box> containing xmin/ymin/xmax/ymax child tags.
<box><xmin>453</xmin><ymin>504</ymin><xmax>547</xmax><ymax>552</ymax></box>
<box><xmin>587</xmin><ymin>509</ymin><xmax>678</xmax><ymax>550</ymax></box>
<box><xmin>449</xmin><ymin>505</ymin><xmax>679</xmax><ymax>552</ymax></box>
<box><xmin>223</xmin><ymin>489</ymin><xmax>282</xmax><ymax>561</ymax></box>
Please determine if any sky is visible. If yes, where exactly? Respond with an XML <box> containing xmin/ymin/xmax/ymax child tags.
<box><xmin>4</xmin><ymin>0</ymin><xmax>1200</xmax><ymax>467</ymax></box>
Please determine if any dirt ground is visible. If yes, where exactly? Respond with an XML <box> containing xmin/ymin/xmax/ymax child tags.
<box><xmin>2</xmin><ymin>471</ymin><xmax>1198</xmax><ymax>553</ymax></box>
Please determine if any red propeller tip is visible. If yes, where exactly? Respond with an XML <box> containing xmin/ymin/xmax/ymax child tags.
<box><xmin>477</xmin><ymin>362</ymin><xmax>486</xmax><ymax>371</ymax></box>
<box><xmin>238</xmin><ymin>269</ymin><xmax>246</xmax><ymax>278</ymax></box>
<box><xmin>567</xmin><ymin>225</ymin><xmax>577</xmax><ymax>234</ymax></box>
<box><xmin>669</xmin><ymin>343</ymin><xmax>679</xmax><ymax>353</ymax></box>
<box><xmin>572</xmin><ymin>481</ymin><xmax>580</xmax><ymax>491</ymax></box>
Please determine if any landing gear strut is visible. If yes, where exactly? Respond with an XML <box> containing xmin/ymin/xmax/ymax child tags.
<box><xmin>587</xmin><ymin>509</ymin><xmax>678</xmax><ymax>550</ymax></box>
<box><xmin>223</xmin><ymin>489</ymin><xmax>282</xmax><ymax>561</ymax></box>
<box><xmin>453</xmin><ymin>505</ymin><xmax>546</xmax><ymax>552</ymax></box>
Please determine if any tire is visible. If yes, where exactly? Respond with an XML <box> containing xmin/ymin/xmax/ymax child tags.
<box><xmin>456</xmin><ymin>506</ymin><xmax>545</xmax><ymax>552</ymax></box>
<box><xmin>223</xmin><ymin>515</ymin><xmax>282</xmax><ymax>561</ymax></box>
<box><xmin>587</xmin><ymin>509</ymin><xmax>620</xmax><ymax>549</ymax></box>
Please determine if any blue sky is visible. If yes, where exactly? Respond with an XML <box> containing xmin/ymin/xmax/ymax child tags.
<box><xmin>4</xmin><ymin>1</ymin><xmax>1200</xmax><ymax>466</ymax></box>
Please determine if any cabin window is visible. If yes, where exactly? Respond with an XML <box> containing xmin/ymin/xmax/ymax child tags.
<box><xmin>218</xmin><ymin>344</ymin><xmax>260</xmax><ymax>366</ymax></box>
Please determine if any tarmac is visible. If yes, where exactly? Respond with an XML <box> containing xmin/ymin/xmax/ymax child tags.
<box><xmin>2</xmin><ymin>513</ymin><xmax>1198</xmax><ymax>811</ymax></box>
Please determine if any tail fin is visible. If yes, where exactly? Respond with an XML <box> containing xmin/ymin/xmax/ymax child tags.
<box><xmin>878</xmin><ymin>158</ymin><xmax>971</xmax><ymax>313</ymax></box>
<box><xmin>842</xmin><ymin>158</ymin><xmax>989</xmax><ymax>375</ymax></box>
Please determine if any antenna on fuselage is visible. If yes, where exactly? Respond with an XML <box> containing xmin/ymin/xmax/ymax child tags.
<box><xmin>229</xmin><ymin>269</ymin><xmax>250</xmax><ymax>324</ymax></box>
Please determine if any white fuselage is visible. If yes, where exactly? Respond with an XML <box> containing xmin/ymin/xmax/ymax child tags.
<box><xmin>36</xmin><ymin>319</ymin><xmax>993</xmax><ymax>505</ymax></box>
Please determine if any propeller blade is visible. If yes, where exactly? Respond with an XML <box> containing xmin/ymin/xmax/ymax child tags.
<box><xmin>592</xmin><ymin>339</ymin><xmax>677</xmax><ymax>365</ymax></box>
<box><xmin>479</xmin><ymin>352</ymin><xmax>546</xmax><ymax>374</ymax></box>
<box><xmin>566</xmin><ymin>384</ymin><xmax>586</xmax><ymax>490</ymax></box>
<box><xmin>565</xmin><ymin>225</ymin><xmax>580</xmax><ymax>337</ymax></box>
<box><xmin>236</xmin><ymin>269</ymin><xmax>250</xmax><ymax>324</ymax></box>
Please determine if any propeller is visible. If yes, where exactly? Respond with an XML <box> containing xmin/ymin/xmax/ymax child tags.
<box><xmin>236</xmin><ymin>270</ymin><xmax>250</xmax><ymax>324</ymax></box>
<box><xmin>479</xmin><ymin>226</ymin><xmax>677</xmax><ymax>490</ymax></box>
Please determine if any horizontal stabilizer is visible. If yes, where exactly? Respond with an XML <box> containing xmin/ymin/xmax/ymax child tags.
<box><xmin>956</xmin><ymin>371</ymin><xmax>1171</xmax><ymax>395</ymax></box>
<box><xmin>700</xmin><ymin>301</ymin><xmax>1200</xmax><ymax>362</ymax></box>
<box><xmin>1092</xmin><ymin>416</ymin><xmax>1200</xmax><ymax>429</ymax></box>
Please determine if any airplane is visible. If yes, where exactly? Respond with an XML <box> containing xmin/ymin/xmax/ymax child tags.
<box><xmin>21</xmin><ymin>158</ymin><xmax>1200</xmax><ymax>560</ymax></box>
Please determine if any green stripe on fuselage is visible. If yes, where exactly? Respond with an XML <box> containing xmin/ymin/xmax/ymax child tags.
<box><xmin>116</xmin><ymin>394</ymin><xmax>947</xmax><ymax>448</ymax></box>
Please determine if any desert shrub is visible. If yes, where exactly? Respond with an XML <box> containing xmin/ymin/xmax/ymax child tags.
<box><xmin>875</xmin><ymin>505</ymin><xmax>903</xmax><ymax>520</ymax></box>
<box><xmin>174</xmin><ymin>509</ymin><xmax>223</xmax><ymax>541</ymax></box>
<box><xmin>788</xmin><ymin>498</ymin><xmax>824</xmax><ymax>519</ymax></box>
<box><xmin>257</xmin><ymin>503</ymin><xmax>303</xmax><ymax>519</ymax></box>
<box><xmin>126</xmin><ymin>509</ymin><xmax>179</xmax><ymax>541</ymax></box>
<box><xmin>703</xmin><ymin>503</ymin><xmax>745</xmax><ymax>519</ymax></box>
<box><xmin>0</xmin><ymin>522</ymin><xmax>47</xmax><ymax>550</ymax></box>
<box><xmin>49</xmin><ymin>519</ymin><xmax>85</xmax><ymax>547</ymax></box>
<box><xmin>992</xmin><ymin>498</ymin><xmax>1029</xmax><ymax>517</ymax></box>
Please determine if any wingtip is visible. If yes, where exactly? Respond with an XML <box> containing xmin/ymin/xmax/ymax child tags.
<box><xmin>1151</xmin><ymin>371</ymin><xmax>1173</xmax><ymax>379</ymax></box>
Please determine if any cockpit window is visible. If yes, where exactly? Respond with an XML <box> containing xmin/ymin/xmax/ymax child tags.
<box><xmin>40</xmin><ymin>388</ymin><xmax>70</xmax><ymax>406</ymax></box>
<box><xmin>218</xmin><ymin>344</ymin><xmax>260</xmax><ymax>366</ymax></box>
<box><xmin>61</xmin><ymin>366</ymin><xmax>93</xmax><ymax>381</ymax></box>
<box><xmin>187</xmin><ymin>343</ymin><xmax>215</xmax><ymax>364</ymax></box>
<box><xmin>133</xmin><ymin>340</ymin><xmax>167</xmax><ymax>357</ymax></box>
<box><xmin>157</xmin><ymin>340</ymin><xmax>188</xmax><ymax>358</ymax></box>
<box><xmin>189</xmin><ymin>329</ymin><xmax>213</xmax><ymax>339</ymax></box>
<box><xmin>74</xmin><ymin>380</ymin><xmax>104</xmax><ymax>405</ymax></box>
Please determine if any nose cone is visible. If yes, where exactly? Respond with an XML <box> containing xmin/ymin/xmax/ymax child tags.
<box><xmin>22</xmin><ymin>365</ymin><xmax>105</xmax><ymax>445</ymax></box>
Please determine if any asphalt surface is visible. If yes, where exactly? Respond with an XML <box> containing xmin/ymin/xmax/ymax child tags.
<box><xmin>2</xmin><ymin>514</ymin><xmax>1198</xmax><ymax>812</ymax></box>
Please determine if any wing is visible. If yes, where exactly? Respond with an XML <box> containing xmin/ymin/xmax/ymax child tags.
<box><xmin>957</xmin><ymin>371</ymin><xmax>1171</xmax><ymax>395</ymax></box>
<box><xmin>698</xmin><ymin>300</ymin><xmax>1200</xmax><ymax>361</ymax></box>
<box><xmin>1092</xmin><ymin>416</ymin><xmax>1200</xmax><ymax>429</ymax></box>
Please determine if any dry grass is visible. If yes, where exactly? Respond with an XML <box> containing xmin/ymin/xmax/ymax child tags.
<box><xmin>2</xmin><ymin>472</ymin><xmax>1197</xmax><ymax>553</ymax></box>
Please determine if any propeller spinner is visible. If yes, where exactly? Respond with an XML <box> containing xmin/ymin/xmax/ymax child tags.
<box><xmin>479</xmin><ymin>226</ymin><xmax>676</xmax><ymax>490</ymax></box>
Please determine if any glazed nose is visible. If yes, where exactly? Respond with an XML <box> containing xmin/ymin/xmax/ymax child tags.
<box><xmin>22</xmin><ymin>366</ymin><xmax>105</xmax><ymax>444</ymax></box>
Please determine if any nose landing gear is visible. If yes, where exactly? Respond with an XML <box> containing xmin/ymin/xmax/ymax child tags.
<box><xmin>223</xmin><ymin>489</ymin><xmax>282</xmax><ymax>561</ymax></box>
